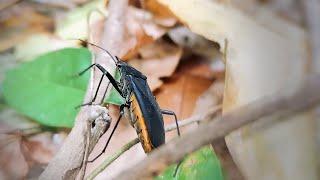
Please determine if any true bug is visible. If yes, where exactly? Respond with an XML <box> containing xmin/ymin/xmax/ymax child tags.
<box><xmin>77</xmin><ymin>40</ymin><xmax>181</xmax><ymax>162</ymax></box>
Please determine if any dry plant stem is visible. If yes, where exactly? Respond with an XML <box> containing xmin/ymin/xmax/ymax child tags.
<box><xmin>86</xmin><ymin>106</ymin><xmax>221</xmax><ymax>179</ymax></box>
<box><xmin>100</xmin><ymin>0</ymin><xmax>128</xmax><ymax>56</ymax></box>
<box><xmin>114</xmin><ymin>74</ymin><xmax>320</xmax><ymax>180</ymax></box>
<box><xmin>86</xmin><ymin>138</ymin><xmax>140</xmax><ymax>180</ymax></box>
<box><xmin>39</xmin><ymin>107</ymin><xmax>110</xmax><ymax>180</ymax></box>
<box><xmin>40</xmin><ymin>0</ymin><xmax>129</xmax><ymax>179</ymax></box>
<box><xmin>79</xmin><ymin>121</ymin><xmax>92</xmax><ymax>180</ymax></box>
<box><xmin>165</xmin><ymin>105</ymin><xmax>221</xmax><ymax>132</ymax></box>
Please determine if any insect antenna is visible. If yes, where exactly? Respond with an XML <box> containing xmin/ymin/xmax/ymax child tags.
<box><xmin>74</xmin><ymin>39</ymin><xmax>119</xmax><ymax>65</ymax></box>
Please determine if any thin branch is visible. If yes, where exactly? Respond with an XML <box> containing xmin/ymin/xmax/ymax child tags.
<box><xmin>165</xmin><ymin>105</ymin><xmax>221</xmax><ymax>132</ymax></box>
<box><xmin>86</xmin><ymin>105</ymin><xmax>222</xmax><ymax>178</ymax></box>
<box><xmin>79</xmin><ymin>121</ymin><xmax>93</xmax><ymax>180</ymax></box>
<box><xmin>39</xmin><ymin>0</ymin><xmax>129</xmax><ymax>179</ymax></box>
<box><xmin>114</xmin><ymin>74</ymin><xmax>320</xmax><ymax>179</ymax></box>
<box><xmin>85</xmin><ymin>138</ymin><xmax>140</xmax><ymax>180</ymax></box>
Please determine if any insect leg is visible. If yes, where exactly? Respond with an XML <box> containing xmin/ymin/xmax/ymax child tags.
<box><xmin>161</xmin><ymin>109</ymin><xmax>182</xmax><ymax>177</ymax></box>
<box><xmin>78</xmin><ymin>63</ymin><xmax>123</xmax><ymax>97</ymax></box>
<box><xmin>100</xmin><ymin>81</ymin><xmax>111</xmax><ymax>104</ymax></box>
<box><xmin>173</xmin><ymin>161</ymin><xmax>183</xmax><ymax>177</ymax></box>
<box><xmin>161</xmin><ymin>109</ymin><xmax>180</xmax><ymax>136</ymax></box>
<box><xmin>76</xmin><ymin>64</ymin><xmax>124</xmax><ymax>108</ymax></box>
<box><xmin>77</xmin><ymin>74</ymin><xmax>105</xmax><ymax>107</ymax></box>
<box><xmin>87</xmin><ymin>105</ymin><xmax>126</xmax><ymax>163</ymax></box>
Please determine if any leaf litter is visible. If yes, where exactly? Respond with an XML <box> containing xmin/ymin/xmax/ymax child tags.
<box><xmin>0</xmin><ymin>0</ymin><xmax>244</xmax><ymax>179</ymax></box>
<box><xmin>0</xmin><ymin>107</ymin><xmax>66</xmax><ymax>179</ymax></box>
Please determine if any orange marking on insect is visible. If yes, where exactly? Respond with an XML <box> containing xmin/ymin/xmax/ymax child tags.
<box><xmin>130</xmin><ymin>94</ymin><xmax>153</xmax><ymax>153</ymax></box>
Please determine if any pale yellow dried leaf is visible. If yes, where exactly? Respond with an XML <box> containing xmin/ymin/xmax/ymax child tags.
<box><xmin>156</xmin><ymin>0</ymin><xmax>317</xmax><ymax>179</ymax></box>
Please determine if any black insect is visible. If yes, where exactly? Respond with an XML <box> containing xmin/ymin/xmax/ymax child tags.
<box><xmin>77</xmin><ymin>40</ymin><xmax>181</xmax><ymax>164</ymax></box>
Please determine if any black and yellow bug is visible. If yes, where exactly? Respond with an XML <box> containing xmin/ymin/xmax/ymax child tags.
<box><xmin>78</xmin><ymin>40</ymin><xmax>180</xmax><ymax>162</ymax></box>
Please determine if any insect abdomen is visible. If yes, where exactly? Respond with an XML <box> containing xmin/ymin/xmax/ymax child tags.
<box><xmin>130</xmin><ymin>94</ymin><xmax>153</xmax><ymax>152</ymax></box>
<box><xmin>127</xmin><ymin>75</ymin><xmax>165</xmax><ymax>152</ymax></box>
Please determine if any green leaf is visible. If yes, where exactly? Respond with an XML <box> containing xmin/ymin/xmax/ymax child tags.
<box><xmin>156</xmin><ymin>146</ymin><xmax>224</xmax><ymax>180</ymax></box>
<box><xmin>2</xmin><ymin>48</ymin><xmax>91</xmax><ymax>128</ymax></box>
<box><xmin>104</xmin><ymin>68</ymin><xmax>125</xmax><ymax>105</ymax></box>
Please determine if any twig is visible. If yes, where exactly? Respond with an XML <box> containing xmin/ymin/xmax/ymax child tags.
<box><xmin>39</xmin><ymin>0</ymin><xmax>129</xmax><ymax>179</ymax></box>
<box><xmin>79</xmin><ymin>121</ymin><xmax>93</xmax><ymax>180</ymax></box>
<box><xmin>86</xmin><ymin>105</ymin><xmax>222</xmax><ymax>178</ymax></box>
<box><xmin>85</xmin><ymin>138</ymin><xmax>140</xmax><ymax>180</ymax></box>
<box><xmin>114</xmin><ymin>74</ymin><xmax>320</xmax><ymax>179</ymax></box>
<box><xmin>165</xmin><ymin>105</ymin><xmax>221</xmax><ymax>132</ymax></box>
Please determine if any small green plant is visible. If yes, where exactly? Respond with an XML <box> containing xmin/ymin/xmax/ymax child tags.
<box><xmin>157</xmin><ymin>146</ymin><xmax>224</xmax><ymax>180</ymax></box>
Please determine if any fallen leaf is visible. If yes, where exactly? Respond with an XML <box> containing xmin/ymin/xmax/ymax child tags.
<box><xmin>55</xmin><ymin>0</ymin><xmax>107</xmax><ymax>39</ymax></box>
<box><xmin>129</xmin><ymin>40</ymin><xmax>182</xmax><ymax>91</ymax></box>
<box><xmin>141</xmin><ymin>0</ymin><xmax>176</xmax><ymax>19</ymax></box>
<box><xmin>0</xmin><ymin>131</ymin><xmax>63</xmax><ymax>179</ymax></box>
<box><xmin>138</xmin><ymin>40</ymin><xmax>182</xmax><ymax>76</ymax></box>
<box><xmin>168</xmin><ymin>26</ymin><xmax>221</xmax><ymax>59</ymax></box>
<box><xmin>3</xmin><ymin>48</ymin><xmax>91</xmax><ymax>127</ymax></box>
<box><xmin>155</xmin><ymin>0</ymin><xmax>314</xmax><ymax>179</ymax></box>
<box><xmin>20</xmin><ymin>134</ymin><xmax>55</xmax><ymax>166</ymax></box>
<box><xmin>86</xmin><ymin>5</ymin><xmax>167</xmax><ymax>60</ymax></box>
<box><xmin>14</xmin><ymin>33</ymin><xmax>79</xmax><ymax>61</ymax></box>
<box><xmin>0</xmin><ymin>137</ymin><xmax>29</xmax><ymax>180</ymax></box>
<box><xmin>0</xmin><ymin>106</ymin><xmax>62</xmax><ymax>179</ymax></box>
<box><xmin>122</xmin><ymin>7</ymin><xmax>168</xmax><ymax>60</ymax></box>
<box><xmin>140</xmin><ymin>0</ymin><xmax>178</xmax><ymax>27</ymax></box>
<box><xmin>157</xmin><ymin>146</ymin><xmax>223</xmax><ymax>180</ymax></box>
<box><xmin>0</xmin><ymin>7</ymin><xmax>53</xmax><ymax>51</ymax></box>
<box><xmin>155</xmin><ymin>56</ymin><xmax>214</xmax><ymax>139</ymax></box>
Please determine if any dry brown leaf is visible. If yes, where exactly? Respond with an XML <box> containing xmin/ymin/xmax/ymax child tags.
<box><xmin>0</xmin><ymin>138</ymin><xmax>29</xmax><ymax>180</ymax></box>
<box><xmin>141</xmin><ymin>0</ymin><xmax>175</xmax><ymax>19</ymax></box>
<box><xmin>139</xmin><ymin>0</ymin><xmax>177</xmax><ymax>27</ymax></box>
<box><xmin>88</xmin><ymin>6</ymin><xmax>169</xmax><ymax>60</ymax></box>
<box><xmin>120</xmin><ymin>7</ymin><xmax>168</xmax><ymax>60</ymax></box>
<box><xmin>155</xmin><ymin>56</ymin><xmax>214</xmax><ymax>127</ymax></box>
<box><xmin>0</xmin><ymin>7</ymin><xmax>53</xmax><ymax>51</ymax></box>
<box><xmin>0</xmin><ymin>131</ymin><xmax>63</xmax><ymax>179</ymax></box>
<box><xmin>0</xmin><ymin>108</ymin><xmax>64</xmax><ymax>179</ymax></box>
<box><xmin>129</xmin><ymin>40</ymin><xmax>182</xmax><ymax>90</ymax></box>
<box><xmin>20</xmin><ymin>134</ymin><xmax>55</xmax><ymax>166</ymax></box>
<box><xmin>168</xmin><ymin>26</ymin><xmax>221</xmax><ymax>58</ymax></box>
<box><xmin>138</xmin><ymin>41</ymin><xmax>182</xmax><ymax>76</ymax></box>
